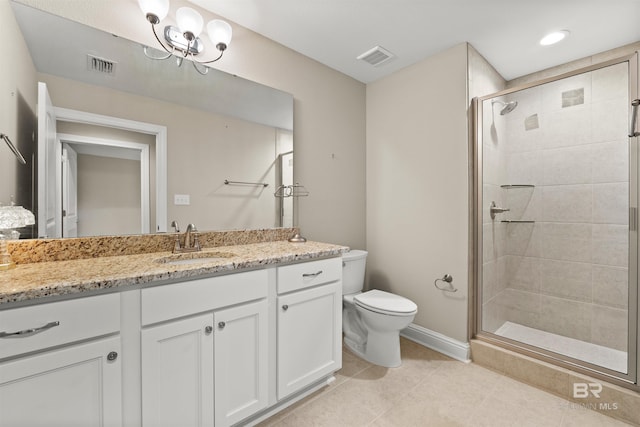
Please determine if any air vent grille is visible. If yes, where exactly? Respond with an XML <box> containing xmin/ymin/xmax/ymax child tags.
<box><xmin>87</xmin><ymin>54</ymin><xmax>116</xmax><ymax>75</ymax></box>
<box><xmin>357</xmin><ymin>46</ymin><xmax>395</xmax><ymax>66</ymax></box>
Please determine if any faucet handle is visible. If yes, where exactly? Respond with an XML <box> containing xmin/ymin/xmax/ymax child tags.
<box><xmin>173</xmin><ymin>235</ymin><xmax>182</xmax><ymax>253</ymax></box>
<box><xmin>171</xmin><ymin>220</ymin><xmax>180</xmax><ymax>233</ymax></box>
<box><xmin>192</xmin><ymin>233</ymin><xmax>201</xmax><ymax>251</ymax></box>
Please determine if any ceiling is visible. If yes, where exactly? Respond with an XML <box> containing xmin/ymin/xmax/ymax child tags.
<box><xmin>189</xmin><ymin>0</ymin><xmax>640</xmax><ymax>84</ymax></box>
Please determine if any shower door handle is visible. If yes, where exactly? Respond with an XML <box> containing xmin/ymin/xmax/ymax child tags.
<box><xmin>631</xmin><ymin>99</ymin><xmax>640</xmax><ymax>137</ymax></box>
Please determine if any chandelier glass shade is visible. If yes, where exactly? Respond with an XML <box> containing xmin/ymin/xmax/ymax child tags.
<box><xmin>138</xmin><ymin>0</ymin><xmax>232</xmax><ymax>75</ymax></box>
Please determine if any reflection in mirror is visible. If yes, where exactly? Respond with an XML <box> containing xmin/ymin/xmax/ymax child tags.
<box><xmin>4</xmin><ymin>1</ymin><xmax>294</xmax><ymax>239</ymax></box>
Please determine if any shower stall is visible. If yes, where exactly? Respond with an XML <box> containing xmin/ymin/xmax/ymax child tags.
<box><xmin>473</xmin><ymin>53</ymin><xmax>640</xmax><ymax>387</ymax></box>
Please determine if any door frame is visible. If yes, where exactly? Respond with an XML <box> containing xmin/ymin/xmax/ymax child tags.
<box><xmin>58</xmin><ymin>133</ymin><xmax>150</xmax><ymax>235</ymax></box>
<box><xmin>54</xmin><ymin>107</ymin><xmax>167</xmax><ymax>233</ymax></box>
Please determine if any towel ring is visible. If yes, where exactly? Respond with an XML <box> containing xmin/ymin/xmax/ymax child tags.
<box><xmin>434</xmin><ymin>274</ymin><xmax>457</xmax><ymax>293</ymax></box>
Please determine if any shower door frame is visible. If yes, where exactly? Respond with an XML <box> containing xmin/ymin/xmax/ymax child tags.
<box><xmin>471</xmin><ymin>53</ymin><xmax>640</xmax><ymax>390</ymax></box>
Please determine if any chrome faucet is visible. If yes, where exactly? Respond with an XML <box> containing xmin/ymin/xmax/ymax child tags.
<box><xmin>172</xmin><ymin>223</ymin><xmax>201</xmax><ymax>253</ymax></box>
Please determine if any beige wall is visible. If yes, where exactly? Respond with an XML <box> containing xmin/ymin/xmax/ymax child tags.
<box><xmin>77</xmin><ymin>154</ymin><xmax>141</xmax><ymax>236</ymax></box>
<box><xmin>366</xmin><ymin>43</ymin><xmax>470</xmax><ymax>342</ymax></box>
<box><xmin>0</xmin><ymin>1</ymin><xmax>37</xmax><ymax>219</ymax></box>
<box><xmin>18</xmin><ymin>0</ymin><xmax>367</xmax><ymax>249</ymax></box>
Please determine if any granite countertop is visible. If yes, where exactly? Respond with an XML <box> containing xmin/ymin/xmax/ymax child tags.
<box><xmin>0</xmin><ymin>240</ymin><xmax>348</xmax><ymax>306</ymax></box>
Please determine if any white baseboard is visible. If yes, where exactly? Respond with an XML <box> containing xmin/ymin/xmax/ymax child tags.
<box><xmin>401</xmin><ymin>323</ymin><xmax>470</xmax><ymax>363</ymax></box>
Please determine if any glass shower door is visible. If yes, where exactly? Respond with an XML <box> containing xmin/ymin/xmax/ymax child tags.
<box><xmin>475</xmin><ymin>55</ymin><xmax>638</xmax><ymax>383</ymax></box>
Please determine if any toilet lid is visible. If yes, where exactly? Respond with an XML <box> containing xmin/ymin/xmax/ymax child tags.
<box><xmin>354</xmin><ymin>290</ymin><xmax>417</xmax><ymax>315</ymax></box>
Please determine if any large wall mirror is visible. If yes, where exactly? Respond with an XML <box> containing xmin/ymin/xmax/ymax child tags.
<box><xmin>3</xmin><ymin>1</ymin><xmax>294</xmax><ymax>239</ymax></box>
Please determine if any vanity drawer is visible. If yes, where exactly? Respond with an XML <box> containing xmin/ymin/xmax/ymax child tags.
<box><xmin>277</xmin><ymin>257</ymin><xmax>342</xmax><ymax>294</ymax></box>
<box><xmin>141</xmin><ymin>269</ymin><xmax>268</xmax><ymax>325</ymax></box>
<box><xmin>0</xmin><ymin>293</ymin><xmax>120</xmax><ymax>360</ymax></box>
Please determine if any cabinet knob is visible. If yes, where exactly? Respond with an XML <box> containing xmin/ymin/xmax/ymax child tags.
<box><xmin>218</xmin><ymin>321</ymin><xmax>226</xmax><ymax>329</ymax></box>
<box><xmin>282</xmin><ymin>304</ymin><xmax>289</xmax><ymax>311</ymax></box>
<box><xmin>107</xmin><ymin>351</ymin><xmax>118</xmax><ymax>361</ymax></box>
<box><xmin>205</xmin><ymin>326</ymin><xmax>213</xmax><ymax>334</ymax></box>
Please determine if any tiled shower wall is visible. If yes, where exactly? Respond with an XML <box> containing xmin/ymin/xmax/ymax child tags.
<box><xmin>483</xmin><ymin>62</ymin><xmax>630</xmax><ymax>352</ymax></box>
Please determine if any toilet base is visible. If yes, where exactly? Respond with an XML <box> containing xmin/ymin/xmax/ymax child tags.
<box><xmin>344</xmin><ymin>331</ymin><xmax>402</xmax><ymax>368</ymax></box>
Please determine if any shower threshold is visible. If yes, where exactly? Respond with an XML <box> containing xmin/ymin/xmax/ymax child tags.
<box><xmin>495</xmin><ymin>321</ymin><xmax>627</xmax><ymax>373</ymax></box>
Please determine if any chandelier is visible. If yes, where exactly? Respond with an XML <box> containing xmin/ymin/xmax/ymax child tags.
<box><xmin>138</xmin><ymin>0</ymin><xmax>232</xmax><ymax>75</ymax></box>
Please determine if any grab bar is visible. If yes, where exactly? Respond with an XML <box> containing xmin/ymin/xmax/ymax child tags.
<box><xmin>224</xmin><ymin>179</ymin><xmax>268</xmax><ymax>187</ymax></box>
<box><xmin>1</xmin><ymin>133</ymin><xmax>27</xmax><ymax>165</ymax></box>
<box><xmin>631</xmin><ymin>99</ymin><xmax>640</xmax><ymax>137</ymax></box>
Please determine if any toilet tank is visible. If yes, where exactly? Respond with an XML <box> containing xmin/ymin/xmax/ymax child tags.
<box><xmin>342</xmin><ymin>250</ymin><xmax>368</xmax><ymax>295</ymax></box>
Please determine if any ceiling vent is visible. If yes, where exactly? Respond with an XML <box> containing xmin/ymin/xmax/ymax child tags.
<box><xmin>87</xmin><ymin>54</ymin><xmax>117</xmax><ymax>76</ymax></box>
<box><xmin>357</xmin><ymin>45</ymin><xmax>395</xmax><ymax>67</ymax></box>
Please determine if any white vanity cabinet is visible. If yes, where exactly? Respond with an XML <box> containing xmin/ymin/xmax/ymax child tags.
<box><xmin>0</xmin><ymin>252</ymin><xmax>344</xmax><ymax>426</ymax></box>
<box><xmin>276</xmin><ymin>258</ymin><xmax>342</xmax><ymax>400</ymax></box>
<box><xmin>140</xmin><ymin>270</ymin><xmax>269</xmax><ymax>427</ymax></box>
<box><xmin>141</xmin><ymin>313</ymin><xmax>215</xmax><ymax>427</ymax></box>
<box><xmin>0</xmin><ymin>293</ymin><xmax>122</xmax><ymax>427</ymax></box>
<box><xmin>214</xmin><ymin>299</ymin><xmax>268</xmax><ymax>426</ymax></box>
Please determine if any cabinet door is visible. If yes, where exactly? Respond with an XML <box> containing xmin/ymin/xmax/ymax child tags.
<box><xmin>214</xmin><ymin>299</ymin><xmax>268</xmax><ymax>427</ymax></box>
<box><xmin>0</xmin><ymin>336</ymin><xmax>122</xmax><ymax>427</ymax></box>
<box><xmin>141</xmin><ymin>314</ymin><xmax>214</xmax><ymax>427</ymax></box>
<box><xmin>277</xmin><ymin>282</ymin><xmax>342</xmax><ymax>399</ymax></box>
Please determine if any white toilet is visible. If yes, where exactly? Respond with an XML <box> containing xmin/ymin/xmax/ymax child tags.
<box><xmin>342</xmin><ymin>250</ymin><xmax>417</xmax><ymax>368</ymax></box>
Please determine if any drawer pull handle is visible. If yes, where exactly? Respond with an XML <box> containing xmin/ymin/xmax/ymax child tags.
<box><xmin>205</xmin><ymin>326</ymin><xmax>213</xmax><ymax>334</ymax></box>
<box><xmin>218</xmin><ymin>321</ymin><xmax>226</xmax><ymax>329</ymax></box>
<box><xmin>302</xmin><ymin>270</ymin><xmax>323</xmax><ymax>278</ymax></box>
<box><xmin>107</xmin><ymin>351</ymin><xmax>118</xmax><ymax>361</ymax></box>
<box><xmin>0</xmin><ymin>321</ymin><xmax>60</xmax><ymax>338</ymax></box>
<box><xmin>282</xmin><ymin>304</ymin><xmax>289</xmax><ymax>311</ymax></box>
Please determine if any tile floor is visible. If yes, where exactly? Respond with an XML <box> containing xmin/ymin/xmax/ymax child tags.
<box><xmin>259</xmin><ymin>338</ymin><xmax>633</xmax><ymax>426</ymax></box>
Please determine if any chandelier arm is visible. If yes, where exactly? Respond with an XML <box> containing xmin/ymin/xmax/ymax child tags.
<box><xmin>194</xmin><ymin>50</ymin><xmax>225</xmax><ymax>65</ymax></box>
<box><xmin>143</xmin><ymin>46</ymin><xmax>173</xmax><ymax>61</ymax></box>
<box><xmin>151</xmin><ymin>23</ymin><xmax>174</xmax><ymax>55</ymax></box>
<box><xmin>191</xmin><ymin>61</ymin><xmax>210</xmax><ymax>75</ymax></box>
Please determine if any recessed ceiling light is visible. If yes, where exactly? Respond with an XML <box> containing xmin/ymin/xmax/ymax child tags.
<box><xmin>540</xmin><ymin>30</ymin><xmax>570</xmax><ymax>46</ymax></box>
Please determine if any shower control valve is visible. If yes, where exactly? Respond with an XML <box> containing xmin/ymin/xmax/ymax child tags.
<box><xmin>489</xmin><ymin>201</ymin><xmax>510</xmax><ymax>220</ymax></box>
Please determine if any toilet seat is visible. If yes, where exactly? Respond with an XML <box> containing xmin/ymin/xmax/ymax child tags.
<box><xmin>354</xmin><ymin>290</ymin><xmax>417</xmax><ymax>316</ymax></box>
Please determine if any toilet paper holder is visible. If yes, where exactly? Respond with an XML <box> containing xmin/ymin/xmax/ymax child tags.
<box><xmin>434</xmin><ymin>274</ymin><xmax>457</xmax><ymax>293</ymax></box>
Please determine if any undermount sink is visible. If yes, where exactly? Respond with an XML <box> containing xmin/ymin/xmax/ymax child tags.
<box><xmin>155</xmin><ymin>251</ymin><xmax>236</xmax><ymax>266</ymax></box>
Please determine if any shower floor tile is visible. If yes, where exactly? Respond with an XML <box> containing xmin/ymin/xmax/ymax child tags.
<box><xmin>495</xmin><ymin>321</ymin><xmax>627</xmax><ymax>373</ymax></box>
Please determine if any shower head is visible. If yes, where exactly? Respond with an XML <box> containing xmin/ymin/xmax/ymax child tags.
<box><xmin>491</xmin><ymin>100</ymin><xmax>518</xmax><ymax>115</ymax></box>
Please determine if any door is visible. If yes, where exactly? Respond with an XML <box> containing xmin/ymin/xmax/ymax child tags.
<box><xmin>141</xmin><ymin>313</ymin><xmax>214</xmax><ymax>427</ymax></box>
<box><xmin>37</xmin><ymin>82</ymin><xmax>61</xmax><ymax>238</ymax></box>
<box><xmin>214</xmin><ymin>299</ymin><xmax>268</xmax><ymax>427</ymax></box>
<box><xmin>62</xmin><ymin>143</ymin><xmax>78</xmax><ymax>237</ymax></box>
<box><xmin>277</xmin><ymin>282</ymin><xmax>342</xmax><ymax>399</ymax></box>
<box><xmin>474</xmin><ymin>56</ymin><xmax>639</xmax><ymax>383</ymax></box>
<box><xmin>0</xmin><ymin>336</ymin><xmax>122</xmax><ymax>427</ymax></box>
